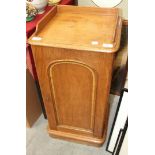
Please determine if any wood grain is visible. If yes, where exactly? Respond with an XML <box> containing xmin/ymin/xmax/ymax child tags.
<box><xmin>48</xmin><ymin>60</ymin><xmax>96</xmax><ymax>131</ymax></box>
<box><xmin>29</xmin><ymin>6</ymin><xmax>122</xmax><ymax>146</ymax></box>
<box><xmin>28</xmin><ymin>5</ymin><xmax>122</xmax><ymax>53</ymax></box>
<box><xmin>31</xmin><ymin>46</ymin><xmax>115</xmax><ymax>145</ymax></box>
<box><xmin>26</xmin><ymin>69</ymin><xmax>42</xmax><ymax>127</ymax></box>
<box><xmin>48</xmin><ymin>128</ymin><xmax>105</xmax><ymax>147</ymax></box>
<box><xmin>35</xmin><ymin>6</ymin><xmax>57</xmax><ymax>35</ymax></box>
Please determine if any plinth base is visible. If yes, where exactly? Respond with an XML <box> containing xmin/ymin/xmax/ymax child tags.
<box><xmin>48</xmin><ymin>128</ymin><xmax>106</xmax><ymax>147</ymax></box>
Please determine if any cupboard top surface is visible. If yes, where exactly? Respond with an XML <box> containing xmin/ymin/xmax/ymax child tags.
<box><xmin>28</xmin><ymin>5</ymin><xmax>122</xmax><ymax>53</ymax></box>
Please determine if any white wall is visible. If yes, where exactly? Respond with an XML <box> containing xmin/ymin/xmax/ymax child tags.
<box><xmin>77</xmin><ymin>0</ymin><xmax>128</xmax><ymax>19</ymax></box>
<box><xmin>77</xmin><ymin>0</ymin><xmax>95</xmax><ymax>6</ymax></box>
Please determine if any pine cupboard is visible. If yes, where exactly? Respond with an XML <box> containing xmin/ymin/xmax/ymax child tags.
<box><xmin>28</xmin><ymin>5</ymin><xmax>122</xmax><ymax>146</ymax></box>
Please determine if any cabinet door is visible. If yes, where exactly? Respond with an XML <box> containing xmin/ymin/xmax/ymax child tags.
<box><xmin>32</xmin><ymin>46</ymin><xmax>114</xmax><ymax>138</ymax></box>
<box><xmin>47</xmin><ymin>60</ymin><xmax>97</xmax><ymax>136</ymax></box>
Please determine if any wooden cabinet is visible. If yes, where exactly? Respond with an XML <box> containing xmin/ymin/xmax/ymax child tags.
<box><xmin>28</xmin><ymin>5</ymin><xmax>122</xmax><ymax>146</ymax></box>
<box><xmin>26</xmin><ymin>69</ymin><xmax>42</xmax><ymax>127</ymax></box>
<box><xmin>111</xmin><ymin>21</ymin><xmax>128</xmax><ymax>95</ymax></box>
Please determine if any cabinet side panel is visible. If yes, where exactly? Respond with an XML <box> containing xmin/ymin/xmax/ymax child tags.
<box><xmin>93</xmin><ymin>53</ymin><xmax>115</xmax><ymax>138</ymax></box>
<box><xmin>31</xmin><ymin>46</ymin><xmax>57</xmax><ymax>130</ymax></box>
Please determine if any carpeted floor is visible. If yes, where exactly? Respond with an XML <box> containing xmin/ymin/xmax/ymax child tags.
<box><xmin>26</xmin><ymin>95</ymin><xmax>119</xmax><ymax>155</ymax></box>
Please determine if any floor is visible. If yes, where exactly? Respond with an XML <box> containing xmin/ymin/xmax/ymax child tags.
<box><xmin>26</xmin><ymin>95</ymin><xmax>119</xmax><ymax>155</ymax></box>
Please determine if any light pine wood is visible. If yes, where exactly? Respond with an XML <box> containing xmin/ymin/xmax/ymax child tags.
<box><xmin>28</xmin><ymin>5</ymin><xmax>122</xmax><ymax>146</ymax></box>
<box><xmin>26</xmin><ymin>69</ymin><xmax>42</xmax><ymax>128</ymax></box>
